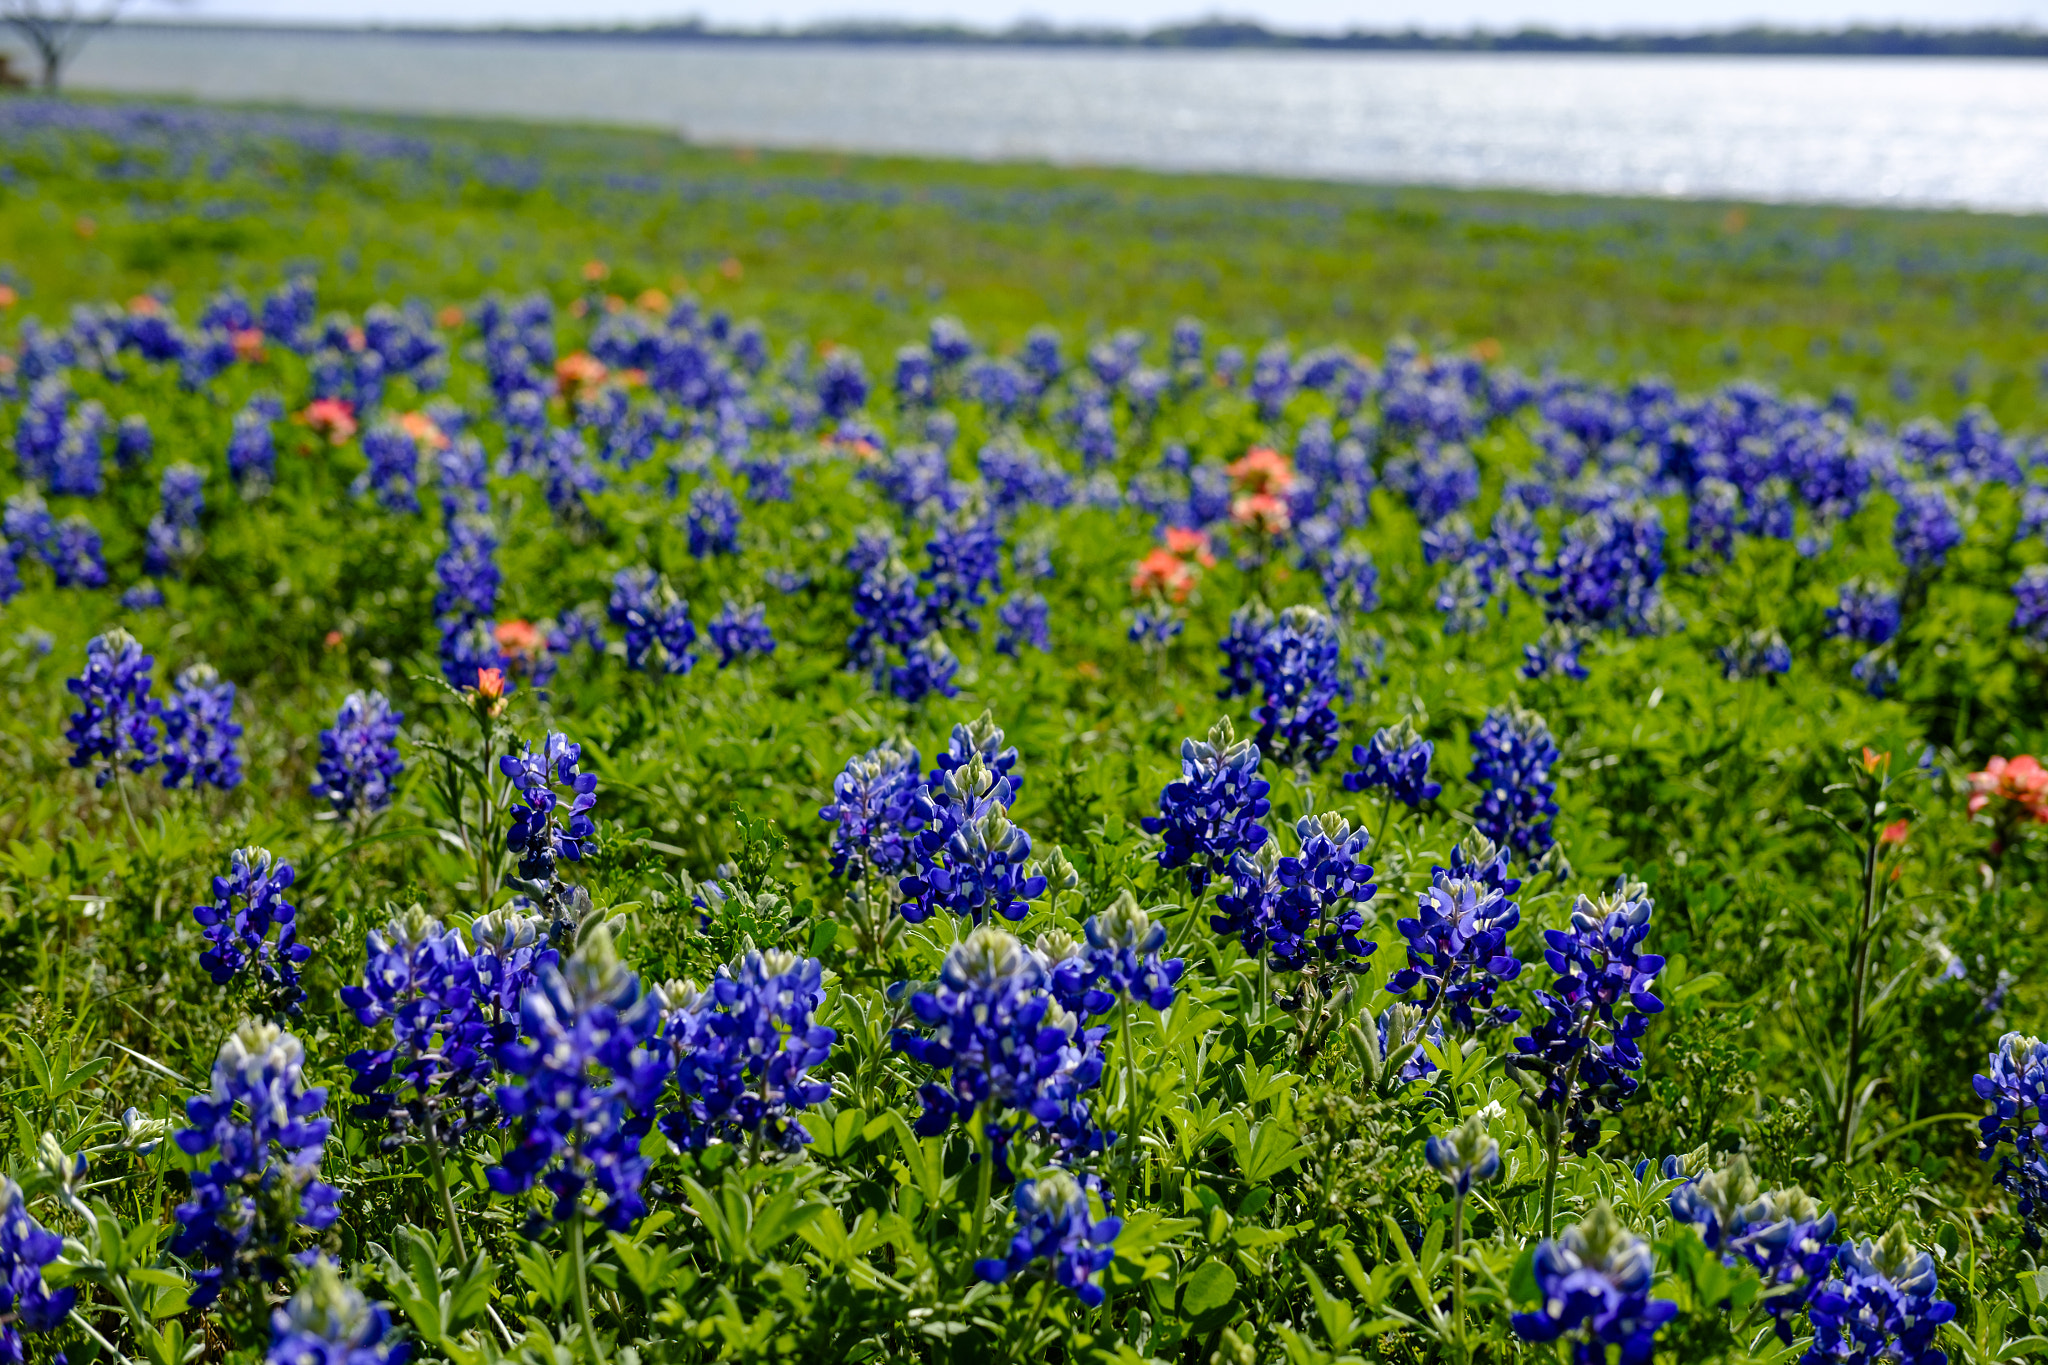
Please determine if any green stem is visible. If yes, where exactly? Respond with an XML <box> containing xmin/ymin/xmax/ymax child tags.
<box><xmin>1373</xmin><ymin>797</ymin><xmax>1396</xmax><ymax>861</ymax></box>
<box><xmin>113</xmin><ymin>770</ymin><xmax>144</xmax><ymax>849</ymax></box>
<box><xmin>1119</xmin><ymin>1001</ymin><xmax>1141</xmax><ymax>1195</ymax></box>
<box><xmin>1538</xmin><ymin>1060</ymin><xmax>1579</xmax><ymax>1240</ymax></box>
<box><xmin>569</xmin><ymin>1213</ymin><xmax>602</xmax><ymax>1362</ymax></box>
<box><xmin>970</xmin><ymin>1104</ymin><xmax>995</xmax><ymax>1253</ymax></box>
<box><xmin>1451</xmin><ymin>1193</ymin><xmax>1467</xmax><ymax>1361</ymax></box>
<box><xmin>425</xmin><ymin>1134</ymin><xmax>470</xmax><ymax>1263</ymax></box>
<box><xmin>1839</xmin><ymin>813</ymin><xmax>1883</xmax><ymax>1167</ymax></box>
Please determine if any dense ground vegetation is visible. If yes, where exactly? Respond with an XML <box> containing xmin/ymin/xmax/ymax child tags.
<box><xmin>0</xmin><ymin>95</ymin><xmax>2045</xmax><ymax>1365</ymax></box>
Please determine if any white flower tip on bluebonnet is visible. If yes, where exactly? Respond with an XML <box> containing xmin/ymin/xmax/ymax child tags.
<box><xmin>943</xmin><ymin>924</ymin><xmax>1038</xmax><ymax>991</ymax></box>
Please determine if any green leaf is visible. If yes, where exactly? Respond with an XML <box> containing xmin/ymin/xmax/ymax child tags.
<box><xmin>1180</xmin><ymin>1260</ymin><xmax>1238</xmax><ymax>1321</ymax></box>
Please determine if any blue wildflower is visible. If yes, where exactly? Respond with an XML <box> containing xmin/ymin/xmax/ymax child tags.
<box><xmin>890</xmin><ymin>926</ymin><xmax>1110</xmax><ymax>1176</ymax></box>
<box><xmin>1469</xmin><ymin>703</ymin><xmax>1560</xmax><ymax>859</ymax></box>
<box><xmin>1668</xmin><ymin>1158</ymin><xmax>1840</xmax><ymax>1343</ymax></box>
<box><xmin>1387</xmin><ymin>866</ymin><xmax>1524</xmax><ymax>1031</ymax></box>
<box><xmin>1083</xmin><ymin>892</ymin><xmax>1184</xmax><ymax>1011</ymax></box>
<box><xmin>341</xmin><ymin>908</ymin><xmax>494</xmax><ymax>1145</ymax></box>
<box><xmin>995</xmin><ymin>593</ymin><xmax>1050</xmax><ymax>656</ymax></box>
<box><xmin>1893</xmin><ymin>484</ymin><xmax>1963</xmax><ymax>572</ymax></box>
<box><xmin>193</xmin><ymin>847</ymin><xmax>309</xmax><ymax>1016</ymax></box>
<box><xmin>974</xmin><ymin>1172</ymin><xmax>1121</xmax><ymax>1307</ymax></box>
<box><xmin>2012</xmin><ymin>566</ymin><xmax>2048</xmax><ymax>644</ymax></box>
<box><xmin>1216</xmin><ymin>601</ymin><xmax>1273</xmax><ymax>700</ymax></box>
<box><xmin>435</xmin><ymin>519</ymin><xmax>500</xmax><ymax>619</ymax></box>
<box><xmin>488</xmin><ymin>927</ymin><xmax>669</xmax><ymax>1230</ymax></box>
<box><xmin>1344</xmin><ymin>718</ymin><xmax>1442</xmax><ymax>809</ymax></box>
<box><xmin>1141</xmin><ymin>716</ymin><xmax>1271</xmax><ymax>898</ymax></box>
<box><xmin>1974</xmin><ymin>1031</ymin><xmax>2048</xmax><ymax>1244</ymax></box>
<box><xmin>1425</xmin><ymin>1113</ymin><xmax>1502</xmax><ymax>1197</ymax></box>
<box><xmin>1827</xmin><ymin>578</ymin><xmax>1901</xmax><ymax>646</ymax></box>
<box><xmin>899</xmin><ymin>753</ymin><xmax>1045</xmax><ymax>925</ymax></box>
<box><xmin>819</xmin><ymin>740</ymin><xmax>928</xmax><ymax>878</ymax></box>
<box><xmin>0</xmin><ymin>1177</ymin><xmax>75</xmax><ymax>1360</ymax></box>
<box><xmin>228</xmin><ymin>408</ymin><xmax>277</xmax><ymax>490</ymax></box>
<box><xmin>1512</xmin><ymin>882</ymin><xmax>1666</xmax><ymax>1153</ymax></box>
<box><xmin>311</xmin><ymin>691</ymin><xmax>404</xmax><ymax>818</ymax></box>
<box><xmin>265</xmin><ymin>1259</ymin><xmax>407</xmax><ymax>1365</ymax></box>
<box><xmin>1718</xmin><ymin>629</ymin><xmax>1792</xmax><ymax>681</ymax></box>
<box><xmin>66</xmin><ymin>628</ymin><xmax>159</xmax><ymax>786</ymax></box>
<box><xmin>816</xmin><ymin>349</ymin><xmax>869</xmax><ymax>419</ymax></box>
<box><xmin>661</xmin><ymin>948</ymin><xmax>837</xmax><ymax>1151</ymax></box>
<box><xmin>706</xmin><ymin>600</ymin><xmax>775</xmax><ymax>667</ymax></box>
<box><xmin>49</xmin><ymin>515</ymin><xmax>108</xmax><ymax>588</ymax></box>
<box><xmin>1804</xmin><ymin>1227</ymin><xmax>1957</xmax><ymax>1365</ymax></box>
<box><xmin>1249</xmin><ymin>605</ymin><xmax>1346</xmax><ymax>772</ymax></box>
<box><xmin>171</xmin><ymin>1022</ymin><xmax>340</xmax><ymax>1307</ymax></box>
<box><xmin>145</xmin><ymin>463</ymin><xmax>206</xmax><ymax>577</ymax></box>
<box><xmin>158</xmin><ymin>663</ymin><xmax>242</xmax><ymax>791</ymax></box>
<box><xmin>1510</xmin><ymin>1202</ymin><xmax>1677</xmax><ymax>1363</ymax></box>
<box><xmin>1212</xmin><ymin>813</ymin><xmax>1377</xmax><ymax>973</ymax></box>
<box><xmin>500</xmin><ymin>732</ymin><xmax>598</xmax><ymax>884</ymax></box>
<box><xmin>609</xmin><ymin>568</ymin><xmax>697</xmax><ymax>675</ymax></box>
<box><xmin>687</xmin><ymin>483</ymin><xmax>742</xmax><ymax>557</ymax></box>
<box><xmin>360</xmin><ymin>425</ymin><xmax>421</xmax><ymax>514</ymax></box>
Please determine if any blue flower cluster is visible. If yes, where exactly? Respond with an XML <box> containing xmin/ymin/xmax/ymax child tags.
<box><xmin>975</xmin><ymin>1171</ymin><xmax>1121</xmax><ymax>1308</ymax></box>
<box><xmin>1667</xmin><ymin>1157</ymin><xmax>1839</xmax><ymax>1343</ymax></box>
<box><xmin>266</xmin><ymin>1259</ymin><xmax>408</xmax><ymax>1365</ymax></box>
<box><xmin>342</xmin><ymin>909</ymin><xmax>499</xmax><ymax>1146</ymax></box>
<box><xmin>1804</xmin><ymin>1227</ymin><xmax>1956</xmax><ymax>1365</ymax></box>
<box><xmin>65</xmin><ymin>627</ymin><xmax>159</xmax><ymax>785</ymax></box>
<box><xmin>158</xmin><ymin>662</ymin><xmax>243</xmax><ymax>790</ymax></box>
<box><xmin>1510</xmin><ymin>1202</ymin><xmax>1676</xmax><ymax>1363</ymax></box>
<box><xmin>489</xmin><ymin>928</ymin><xmax>669</xmax><ymax>1229</ymax></box>
<box><xmin>172</xmin><ymin>1022</ymin><xmax>340</xmax><ymax>1307</ymax></box>
<box><xmin>1387</xmin><ymin>864</ymin><xmax>1524</xmax><ymax>1032</ymax></box>
<box><xmin>892</xmin><ymin>926</ymin><xmax>1110</xmax><ymax>1177</ymax></box>
<box><xmin>1513</xmin><ymin>883</ymin><xmax>1666</xmax><ymax>1153</ymax></box>
<box><xmin>1718</xmin><ymin>628</ymin><xmax>1792</xmax><ymax>681</ymax></box>
<box><xmin>899</xmin><ymin>752</ymin><xmax>1046</xmax><ymax>925</ymax></box>
<box><xmin>1974</xmin><ymin>1031</ymin><xmax>2048</xmax><ymax>1244</ymax></box>
<box><xmin>0</xmin><ymin>1177</ymin><xmax>76</xmax><ymax>1360</ymax></box>
<box><xmin>145</xmin><ymin>462</ymin><xmax>205</xmax><ymax>577</ymax></box>
<box><xmin>819</xmin><ymin>739</ymin><xmax>929</xmax><ymax>878</ymax></box>
<box><xmin>662</xmin><ymin>948</ymin><xmax>836</xmax><ymax>1151</ymax></box>
<box><xmin>501</xmin><ymin>731</ymin><xmax>599</xmax><ymax>884</ymax></box>
<box><xmin>1219</xmin><ymin>604</ymin><xmax>1347</xmax><ymax>771</ymax></box>
<box><xmin>193</xmin><ymin>847</ymin><xmax>310</xmax><ymax>1016</ymax></box>
<box><xmin>1211</xmin><ymin>813</ymin><xmax>1378</xmax><ymax>973</ymax></box>
<box><xmin>2013</xmin><ymin>566</ymin><xmax>2048</xmax><ymax>645</ymax></box>
<box><xmin>706</xmin><ymin>599</ymin><xmax>776</xmax><ymax>666</ymax></box>
<box><xmin>1141</xmin><ymin>716</ymin><xmax>1272</xmax><ymax>897</ymax></box>
<box><xmin>609</xmin><ymin>567</ymin><xmax>697</xmax><ymax>675</ymax></box>
<box><xmin>311</xmin><ymin>690</ymin><xmax>405</xmax><ymax>817</ymax></box>
<box><xmin>1468</xmin><ymin>703</ymin><xmax>1560</xmax><ymax>859</ymax></box>
<box><xmin>1082</xmin><ymin>892</ymin><xmax>1185</xmax><ymax>1011</ymax></box>
<box><xmin>1343</xmin><ymin>718</ymin><xmax>1441</xmax><ymax>809</ymax></box>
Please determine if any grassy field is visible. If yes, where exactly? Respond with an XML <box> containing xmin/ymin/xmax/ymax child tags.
<box><xmin>0</xmin><ymin>94</ymin><xmax>2045</xmax><ymax>1365</ymax></box>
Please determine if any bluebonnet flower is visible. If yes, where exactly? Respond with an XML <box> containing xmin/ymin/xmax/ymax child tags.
<box><xmin>146</xmin><ymin>463</ymin><xmax>207</xmax><ymax>577</ymax></box>
<box><xmin>1688</xmin><ymin>477</ymin><xmax>1739</xmax><ymax>567</ymax></box>
<box><xmin>158</xmin><ymin>663</ymin><xmax>243</xmax><ymax>791</ymax></box>
<box><xmin>1522</xmin><ymin>624</ymin><xmax>1591</xmax><ymax>681</ymax></box>
<box><xmin>1212</xmin><ymin>813</ymin><xmax>1378</xmax><ymax>973</ymax></box>
<box><xmin>1893</xmin><ymin>484</ymin><xmax>1964</xmax><ymax>572</ymax></box>
<box><xmin>1034</xmin><ymin>929</ymin><xmax>1114</xmax><ymax>1020</ymax></box>
<box><xmin>609</xmin><ymin>568</ymin><xmax>697</xmax><ymax>675</ymax></box>
<box><xmin>816</xmin><ymin>349</ymin><xmax>869</xmax><ymax>419</ymax></box>
<box><xmin>1469</xmin><ymin>703</ymin><xmax>1560</xmax><ymax>859</ymax></box>
<box><xmin>66</xmin><ymin>628</ymin><xmax>159</xmax><ymax>786</ymax></box>
<box><xmin>995</xmin><ymin>593</ymin><xmax>1049</xmax><ymax>656</ymax></box>
<box><xmin>1345</xmin><ymin>718</ymin><xmax>1442</xmax><ymax>809</ymax></box>
<box><xmin>194</xmin><ymin>847</ymin><xmax>310</xmax><ymax>1016</ymax></box>
<box><xmin>435</xmin><ymin>519</ymin><xmax>499</xmax><ymax>619</ymax></box>
<box><xmin>1828</xmin><ymin>578</ymin><xmax>1901</xmax><ymax>645</ymax></box>
<box><xmin>1387</xmin><ymin>866</ymin><xmax>1524</xmax><ymax>1031</ymax></box>
<box><xmin>1249</xmin><ymin>605</ymin><xmax>1346</xmax><ymax>771</ymax></box>
<box><xmin>266</xmin><ymin>1259</ymin><xmax>406</xmax><ymax>1365</ymax></box>
<box><xmin>4</xmin><ymin>490</ymin><xmax>55</xmax><ymax>563</ymax></box>
<box><xmin>706</xmin><ymin>600</ymin><xmax>775</xmax><ymax>667</ymax></box>
<box><xmin>1851</xmin><ymin>649</ymin><xmax>1900</xmax><ymax>698</ymax></box>
<box><xmin>437</xmin><ymin>616</ymin><xmax>507</xmax><ymax>692</ymax></box>
<box><xmin>1021</xmin><ymin>326</ymin><xmax>1062</xmax><ymax>386</ymax></box>
<box><xmin>468</xmin><ymin>907</ymin><xmax>557</xmax><ymax>1027</ymax></box>
<box><xmin>1425</xmin><ymin>1113</ymin><xmax>1502</xmax><ymax>1197</ymax></box>
<box><xmin>891</xmin><ymin>926</ymin><xmax>1109</xmax><ymax>1175</ymax></box>
<box><xmin>848</xmin><ymin>560</ymin><xmax>928</xmax><ymax>675</ymax></box>
<box><xmin>1718</xmin><ymin>629</ymin><xmax>1792</xmax><ymax>681</ymax></box>
<box><xmin>930</xmin><ymin>710</ymin><xmax>1020</xmax><ymax>794</ymax></box>
<box><xmin>893</xmin><ymin>345</ymin><xmax>934</xmax><ymax>407</ymax></box>
<box><xmin>687</xmin><ymin>482</ymin><xmax>742</xmax><ymax>557</ymax></box>
<box><xmin>1804</xmin><ymin>1226</ymin><xmax>1957</xmax><ymax>1365</ymax></box>
<box><xmin>115</xmin><ymin>413</ymin><xmax>153</xmax><ymax>468</ymax></box>
<box><xmin>359</xmin><ymin>425</ymin><xmax>421</xmax><ymax>514</ymax></box>
<box><xmin>1216</xmin><ymin>602</ymin><xmax>1273</xmax><ymax>700</ymax></box>
<box><xmin>171</xmin><ymin>1022</ymin><xmax>340</xmax><ymax>1307</ymax></box>
<box><xmin>488</xmin><ymin>927</ymin><xmax>669</xmax><ymax>1230</ymax></box>
<box><xmin>501</xmin><ymin>732</ymin><xmax>598</xmax><ymax>884</ymax></box>
<box><xmin>2012</xmin><ymin>566</ymin><xmax>2048</xmax><ymax>644</ymax></box>
<box><xmin>922</xmin><ymin>517</ymin><xmax>1004</xmax><ymax>629</ymax></box>
<box><xmin>929</xmin><ymin>316</ymin><xmax>975</xmax><ymax>368</ymax></box>
<box><xmin>1513</xmin><ymin>882</ymin><xmax>1666</xmax><ymax>1153</ymax></box>
<box><xmin>1974</xmin><ymin>1031</ymin><xmax>2048</xmax><ymax>1244</ymax></box>
<box><xmin>1435</xmin><ymin>558</ymin><xmax>1499</xmax><ymax>636</ymax></box>
<box><xmin>1142</xmin><ymin>716</ymin><xmax>1271</xmax><ymax>898</ymax></box>
<box><xmin>49</xmin><ymin>515</ymin><xmax>108</xmax><ymax>588</ymax></box>
<box><xmin>0</xmin><ymin>1177</ymin><xmax>76</xmax><ymax>1359</ymax></box>
<box><xmin>900</xmin><ymin>754</ymin><xmax>1045</xmax><ymax>925</ymax></box>
<box><xmin>820</xmin><ymin>740</ymin><xmax>928</xmax><ymax>878</ymax></box>
<box><xmin>228</xmin><ymin>408</ymin><xmax>277</xmax><ymax>490</ymax></box>
<box><xmin>1668</xmin><ymin>1157</ymin><xmax>1839</xmax><ymax>1343</ymax></box>
<box><xmin>342</xmin><ymin>908</ymin><xmax>495</xmax><ymax>1145</ymax></box>
<box><xmin>1129</xmin><ymin>608</ymin><xmax>1183</xmax><ymax>646</ymax></box>
<box><xmin>1510</xmin><ymin>1202</ymin><xmax>1676</xmax><ymax>1364</ymax></box>
<box><xmin>891</xmin><ymin>635</ymin><xmax>961</xmax><ymax>703</ymax></box>
<box><xmin>661</xmin><ymin>948</ymin><xmax>836</xmax><ymax>1151</ymax></box>
<box><xmin>1084</xmin><ymin>892</ymin><xmax>1184</xmax><ymax>1011</ymax></box>
<box><xmin>122</xmin><ymin>583</ymin><xmax>165</xmax><ymax>610</ymax></box>
<box><xmin>1320</xmin><ymin>546</ymin><xmax>1380</xmax><ymax>618</ymax></box>
<box><xmin>1545</xmin><ymin>504</ymin><xmax>1669</xmax><ymax>636</ymax></box>
<box><xmin>975</xmin><ymin>1171</ymin><xmax>1121</xmax><ymax>1307</ymax></box>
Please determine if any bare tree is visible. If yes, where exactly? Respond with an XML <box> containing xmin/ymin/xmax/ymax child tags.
<box><xmin>2</xmin><ymin>0</ymin><xmax>139</xmax><ymax>93</ymax></box>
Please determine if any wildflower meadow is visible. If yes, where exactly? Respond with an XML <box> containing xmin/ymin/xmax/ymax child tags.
<box><xmin>0</xmin><ymin>97</ymin><xmax>2045</xmax><ymax>1365</ymax></box>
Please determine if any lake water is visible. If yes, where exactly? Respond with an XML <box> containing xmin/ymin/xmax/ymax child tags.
<box><xmin>42</xmin><ymin>26</ymin><xmax>2048</xmax><ymax>213</ymax></box>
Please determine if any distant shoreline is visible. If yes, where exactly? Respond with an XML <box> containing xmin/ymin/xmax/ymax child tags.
<box><xmin>102</xmin><ymin>20</ymin><xmax>2048</xmax><ymax>60</ymax></box>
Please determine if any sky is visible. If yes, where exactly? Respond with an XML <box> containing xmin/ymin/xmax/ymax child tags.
<box><xmin>163</xmin><ymin>1</ymin><xmax>2048</xmax><ymax>31</ymax></box>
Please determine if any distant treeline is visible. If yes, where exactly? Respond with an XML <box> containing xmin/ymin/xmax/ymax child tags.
<box><xmin>128</xmin><ymin>19</ymin><xmax>2048</xmax><ymax>58</ymax></box>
